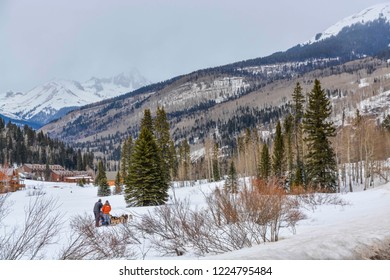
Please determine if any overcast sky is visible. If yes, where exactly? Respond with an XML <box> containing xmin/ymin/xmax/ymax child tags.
<box><xmin>0</xmin><ymin>0</ymin><xmax>385</xmax><ymax>93</ymax></box>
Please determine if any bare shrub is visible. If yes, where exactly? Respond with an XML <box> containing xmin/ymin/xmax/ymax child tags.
<box><xmin>136</xmin><ymin>199</ymin><xmax>190</xmax><ymax>256</ymax></box>
<box><xmin>138</xmin><ymin>179</ymin><xmax>306</xmax><ymax>257</ymax></box>
<box><xmin>0</xmin><ymin>194</ymin><xmax>11</xmax><ymax>223</ymax></box>
<box><xmin>0</xmin><ymin>194</ymin><xmax>63</xmax><ymax>260</ymax></box>
<box><xmin>59</xmin><ymin>214</ymin><xmax>140</xmax><ymax>260</ymax></box>
<box><xmin>291</xmin><ymin>186</ymin><xmax>350</xmax><ymax>211</ymax></box>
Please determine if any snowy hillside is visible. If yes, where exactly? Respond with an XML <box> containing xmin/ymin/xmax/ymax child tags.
<box><xmin>0</xmin><ymin>70</ymin><xmax>150</xmax><ymax>125</ymax></box>
<box><xmin>1</xmin><ymin>178</ymin><xmax>390</xmax><ymax>260</ymax></box>
<box><xmin>307</xmin><ymin>3</ymin><xmax>390</xmax><ymax>44</ymax></box>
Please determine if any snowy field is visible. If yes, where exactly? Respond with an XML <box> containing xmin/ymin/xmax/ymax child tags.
<box><xmin>1</xmin><ymin>179</ymin><xmax>390</xmax><ymax>261</ymax></box>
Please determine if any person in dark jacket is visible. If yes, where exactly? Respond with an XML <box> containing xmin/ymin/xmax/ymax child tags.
<box><xmin>93</xmin><ymin>199</ymin><xmax>103</xmax><ymax>227</ymax></box>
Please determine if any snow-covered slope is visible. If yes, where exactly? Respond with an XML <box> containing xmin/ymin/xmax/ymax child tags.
<box><xmin>0</xmin><ymin>70</ymin><xmax>150</xmax><ymax>125</ymax></box>
<box><xmin>307</xmin><ymin>3</ymin><xmax>390</xmax><ymax>44</ymax></box>
<box><xmin>1</xmin><ymin>178</ymin><xmax>390</xmax><ymax>260</ymax></box>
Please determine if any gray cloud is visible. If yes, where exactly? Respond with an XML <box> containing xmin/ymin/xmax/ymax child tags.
<box><xmin>0</xmin><ymin>0</ymin><xmax>383</xmax><ymax>93</ymax></box>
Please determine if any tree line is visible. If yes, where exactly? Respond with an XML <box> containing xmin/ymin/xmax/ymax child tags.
<box><xmin>216</xmin><ymin>80</ymin><xmax>338</xmax><ymax>192</ymax></box>
<box><xmin>95</xmin><ymin>78</ymin><xmax>390</xmax><ymax>206</ymax></box>
<box><xmin>0</xmin><ymin>120</ymin><xmax>92</xmax><ymax>170</ymax></box>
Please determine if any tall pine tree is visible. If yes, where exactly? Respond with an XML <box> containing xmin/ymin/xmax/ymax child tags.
<box><xmin>291</xmin><ymin>82</ymin><xmax>306</xmax><ymax>187</ymax></box>
<box><xmin>154</xmin><ymin>106</ymin><xmax>175</xmax><ymax>185</ymax></box>
<box><xmin>124</xmin><ymin>110</ymin><xmax>168</xmax><ymax>206</ymax></box>
<box><xmin>272</xmin><ymin>120</ymin><xmax>285</xmax><ymax>178</ymax></box>
<box><xmin>303</xmin><ymin>79</ymin><xmax>337</xmax><ymax>191</ymax></box>
<box><xmin>96</xmin><ymin>161</ymin><xmax>110</xmax><ymax>196</ymax></box>
<box><xmin>259</xmin><ymin>143</ymin><xmax>271</xmax><ymax>180</ymax></box>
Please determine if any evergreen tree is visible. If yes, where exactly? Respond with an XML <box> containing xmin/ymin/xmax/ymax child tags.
<box><xmin>291</xmin><ymin>82</ymin><xmax>306</xmax><ymax>187</ymax></box>
<box><xmin>125</xmin><ymin>126</ymin><xmax>167</xmax><ymax>206</ymax></box>
<box><xmin>96</xmin><ymin>161</ymin><xmax>110</xmax><ymax>196</ymax></box>
<box><xmin>95</xmin><ymin>161</ymin><xmax>103</xmax><ymax>186</ymax></box>
<box><xmin>141</xmin><ymin>108</ymin><xmax>154</xmax><ymax>132</ymax></box>
<box><xmin>154</xmin><ymin>106</ymin><xmax>174</xmax><ymax>185</ymax></box>
<box><xmin>113</xmin><ymin>170</ymin><xmax>122</xmax><ymax>195</ymax></box>
<box><xmin>77</xmin><ymin>149</ymin><xmax>83</xmax><ymax>171</ymax></box>
<box><xmin>0</xmin><ymin>122</ymin><xmax>81</xmax><ymax>168</ymax></box>
<box><xmin>284</xmin><ymin>114</ymin><xmax>294</xmax><ymax>178</ymax></box>
<box><xmin>259</xmin><ymin>143</ymin><xmax>271</xmax><ymax>180</ymax></box>
<box><xmin>272</xmin><ymin>120</ymin><xmax>284</xmax><ymax>178</ymax></box>
<box><xmin>303</xmin><ymin>79</ymin><xmax>337</xmax><ymax>191</ymax></box>
<box><xmin>124</xmin><ymin>110</ymin><xmax>168</xmax><ymax>206</ymax></box>
<box><xmin>45</xmin><ymin>163</ymin><xmax>51</xmax><ymax>181</ymax></box>
<box><xmin>224</xmin><ymin>160</ymin><xmax>238</xmax><ymax>193</ymax></box>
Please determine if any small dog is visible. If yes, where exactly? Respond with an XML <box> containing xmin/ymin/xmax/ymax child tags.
<box><xmin>110</xmin><ymin>214</ymin><xmax>130</xmax><ymax>225</ymax></box>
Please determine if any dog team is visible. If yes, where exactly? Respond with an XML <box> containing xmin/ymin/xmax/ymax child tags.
<box><xmin>93</xmin><ymin>199</ymin><xmax>129</xmax><ymax>227</ymax></box>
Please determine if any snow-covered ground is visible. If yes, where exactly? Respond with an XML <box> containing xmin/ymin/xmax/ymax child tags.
<box><xmin>1</xmin><ymin>179</ymin><xmax>390</xmax><ymax>261</ymax></box>
<box><xmin>1</xmin><ymin>179</ymin><xmax>390</xmax><ymax>280</ymax></box>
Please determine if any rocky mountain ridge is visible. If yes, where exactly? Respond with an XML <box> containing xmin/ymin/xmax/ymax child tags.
<box><xmin>0</xmin><ymin>70</ymin><xmax>150</xmax><ymax>126</ymax></box>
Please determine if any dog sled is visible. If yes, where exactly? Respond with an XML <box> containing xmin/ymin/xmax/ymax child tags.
<box><xmin>100</xmin><ymin>214</ymin><xmax>130</xmax><ymax>226</ymax></box>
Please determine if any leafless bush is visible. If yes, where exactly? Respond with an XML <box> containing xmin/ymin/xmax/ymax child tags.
<box><xmin>0</xmin><ymin>194</ymin><xmax>63</xmax><ymax>260</ymax></box>
<box><xmin>292</xmin><ymin>186</ymin><xmax>350</xmax><ymax>211</ymax></box>
<box><xmin>138</xmin><ymin>180</ymin><xmax>306</xmax><ymax>257</ymax></box>
<box><xmin>136</xmin><ymin>199</ymin><xmax>190</xmax><ymax>256</ymax></box>
<box><xmin>0</xmin><ymin>194</ymin><xmax>11</xmax><ymax>223</ymax></box>
<box><xmin>59</xmin><ymin>214</ymin><xmax>140</xmax><ymax>260</ymax></box>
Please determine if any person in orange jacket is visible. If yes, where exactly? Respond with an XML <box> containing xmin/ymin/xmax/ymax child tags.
<box><xmin>101</xmin><ymin>200</ymin><xmax>111</xmax><ymax>226</ymax></box>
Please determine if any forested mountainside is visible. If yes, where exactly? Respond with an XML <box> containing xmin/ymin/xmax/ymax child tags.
<box><xmin>40</xmin><ymin>11</ymin><xmax>390</xmax><ymax>162</ymax></box>
<box><xmin>0</xmin><ymin>118</ymin><xmax>92</xmax><ymax>169</ymax></box>
<box><xmin>40</xmin><ymin>56</ymin><xmax>389</xmax><ymax>161</ymax></box>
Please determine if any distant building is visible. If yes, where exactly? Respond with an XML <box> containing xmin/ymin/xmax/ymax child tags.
<box><xmin>18</xmin><ymin>164</ymin><xmax>93</xmax><ymax>183</ymax></box>
<box><xmin>0</xmin><ymin>167</ymin><xmax>25</xmax><ymax>193</ymax></box>
<box><xmin>52</xmin><ymin>170</ymin><xmax>93</xmax><ymax>183</ymax></box>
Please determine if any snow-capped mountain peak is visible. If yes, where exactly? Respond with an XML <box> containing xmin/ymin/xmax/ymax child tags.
<box><xmin>307</xmin><ymin>2</ymin><xmax>390</xmax><ymax>44</ymax></box>
<box><xmin>0</xmin><ymin>71</ymin><xmax>150</xmax><ymax>126</ymax></box>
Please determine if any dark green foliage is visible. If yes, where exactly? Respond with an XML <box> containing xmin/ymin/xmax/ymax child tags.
<box><xmin>154</xmin><ymin>106</ymin><xmax>175</xmax><ymax>184</ymax></box>
<box><xmin>125</xmin><ymin>126</ymin><xmax>167</xmax><ymax>206</ymax></box>
<box><xmin>76</xmin><ymin>149</ymin><xmax>83</xmax><ymax>171</ymax></box>
<box><xmin>45</xmin><ymin>163</ymin><xmax>51</xmax><ymax>181</ymax></box>
<box><xmin>283</xmin><ymin>114</ymin><xmax>294</xmax><ymax>176</ymax></box>
<box><xmin>96</xmin><ymin>161</ymin><xmax>110</xmax><ymax>196</ymax></box>
<box><xmin>292</xmin><ymin>82</ymin><xmax>305</xmax><ymax>125</ymax></box>
<box><xmin>259</xmin><ymin>144</ymin><xmax>271</xmax><ymax>180</ymax></box>
<box><xmin>303</xmin><ymin>79</ymin><xmax>337</xmax><ymax>191</ymax></box>
<box><xmin>291</xmin><ymin>82</ymin><xmax>306</xmax><ymax>188</ymax></box>
<box><xmin>272</xmin><ymin>120</ymin><xmax>284</xmax><ymax>178</ymax></box>
<box><xmin>113</xmin><ymin>171</ymin><xmax>122</xmax><ymax>195</ymax></box>
<box><xmin>141</xmin><ymin>108</ymin><xmax>153</xmax><ymax>132</ymax></box>
<box><xmin>124</xmin><ymin>109</ymin><xmax>170</xmax><ymax>207</ymax></box>
<box><xmin>0</xmin><ymin>121</ymin><xmax>83</xmax><ymax>169</ymax></box>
